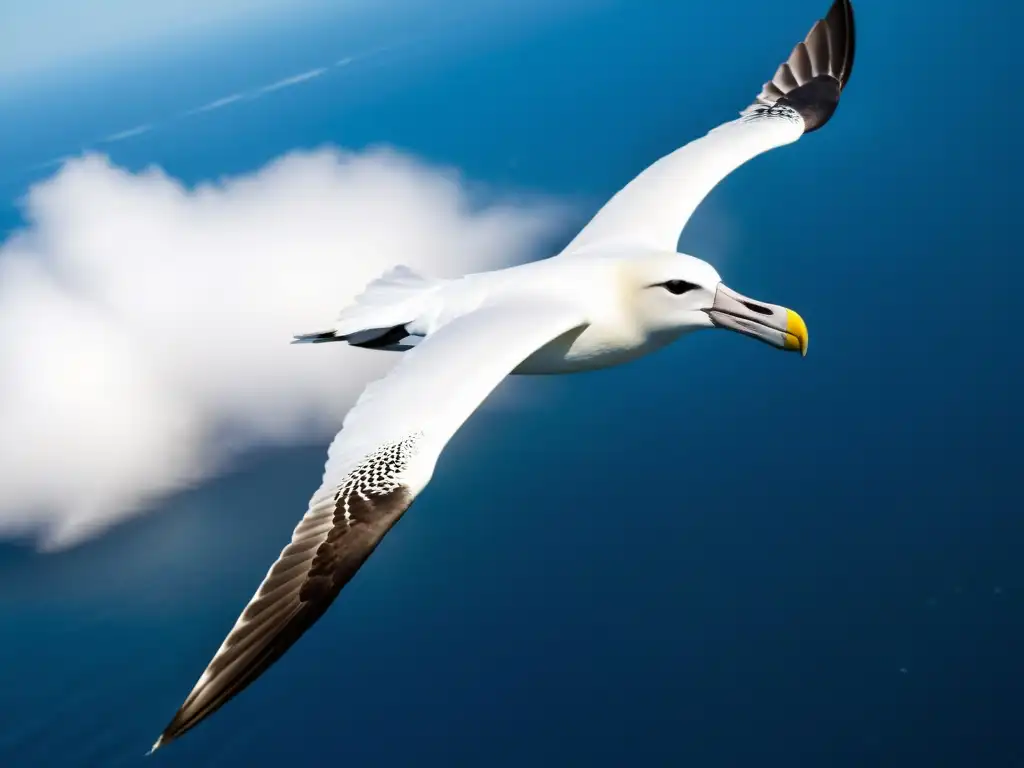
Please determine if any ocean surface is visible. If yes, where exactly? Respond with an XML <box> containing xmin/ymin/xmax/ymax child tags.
<box><xmin>1</xmin><ymin>0</ymin><xmax>1022</xmax><ymax>765</ymax></box>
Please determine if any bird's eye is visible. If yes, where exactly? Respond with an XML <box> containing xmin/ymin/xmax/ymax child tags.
<box><xmin>661</xmin><ymin>280</ymin><xmax>698</xmax><ymax>295</ymax></box>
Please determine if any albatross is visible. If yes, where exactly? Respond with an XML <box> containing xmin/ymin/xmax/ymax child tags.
<box><xmin>152</xmin><ymin>0</ymin><xmax>855</xmax><ymax>751</ymax></box>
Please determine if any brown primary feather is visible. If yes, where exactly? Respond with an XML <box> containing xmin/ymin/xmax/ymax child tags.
<box><xmin>151</xmin><ymin>438</ymin><xmax>419</xmax><ymax>752</ymax></box>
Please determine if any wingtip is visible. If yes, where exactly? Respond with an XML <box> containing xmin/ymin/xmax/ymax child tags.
<box><xmin>824</xmin><ymin>0</ymin><xmax>856</xmax><ymax>88</ymax></box>
<box><xmin>147</xmin><ymin>735</ymin><xmax>165</xmax><ymax>756</ymax></box>
<box><xmin>745</xmin><ymin>0</ymin><xmax>856</xmax><ymax>133</ymax></box>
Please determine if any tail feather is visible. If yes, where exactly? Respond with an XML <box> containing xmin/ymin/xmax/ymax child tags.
<box><xmin>292</xmin><ymin>265</ymin><xmax>445</xmax><ymax>349</ymax></box>
<box><xmin>291</xmin><ymin>330</ymin><xmax>342</xmax><ymax>344</ymax></box>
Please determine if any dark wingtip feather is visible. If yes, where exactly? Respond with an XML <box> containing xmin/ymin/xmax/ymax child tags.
<box><xmin>825</xmin><ymin>0</ymin><xmax>856</xmax><ymax>87</ymax></box>
<box><xmin>153</xmin><ymin>601</ymin><xmax>320</xmax><ymax>749</ymax></box>
<box><xmin>149</xmin><ymin>465</ymin><xmax>417</xmax><ymax>751</ymax></box>
<box><xmin>750</xmin><ymin>0</ymin><xmax>856</xmax><ymax>133</ymax></box>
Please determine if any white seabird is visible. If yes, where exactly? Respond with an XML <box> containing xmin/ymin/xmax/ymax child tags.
<box><xmin>152</xmin><ymin>0</ymin><xmax>855</xmax><ymax>751</ymax></box>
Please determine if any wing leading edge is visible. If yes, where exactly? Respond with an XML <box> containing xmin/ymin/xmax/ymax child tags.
<box><xmin>151</xmin><ymin>301</ymin><xmax>584</xmax><ymax>751</ymax></box>
<box><xmin>562</xmin><ymin>0</ymin><xmax>856</xmax><ymax>256</ymax></box>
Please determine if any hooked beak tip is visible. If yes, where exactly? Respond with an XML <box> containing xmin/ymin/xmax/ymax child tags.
<box><xmin>784</xmin><ymin>309</ymin><xmax>809</xmax><ymax>357</ymax></box>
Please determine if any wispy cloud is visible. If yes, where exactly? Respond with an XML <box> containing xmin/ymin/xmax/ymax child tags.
<box><xmin>254</xmin><ymin>66</ymin><xmax>328</xmax><ymax>95</ymax></box>
<box><xmin>101</xmin><ymin>124</ymin><xmax>153</xmax><ymax>143</ymax></box>
<box><xmin>31</xmin><ymin>154</ymin><xmax>76</xmax><ymax>171</ymax></box>
<box><xmin>33</xmin><ymin>49</ymin><xmax>387</xmax><ymax>170</ymax></box>
<box><xmin>0</xmin><ymin>148</ymin><xmax>567</xmax><ymax>551</ymax></box>
<box><xmin>183</xmin><ymin>92</ymin><xmax>245</xmax><ymax>116</ymax></box>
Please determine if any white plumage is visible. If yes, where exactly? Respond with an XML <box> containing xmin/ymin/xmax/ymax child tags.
<box><xmin>152</xmin><ymin>0</ymin><xmax>855</xmax><ymax>752</ymax></box>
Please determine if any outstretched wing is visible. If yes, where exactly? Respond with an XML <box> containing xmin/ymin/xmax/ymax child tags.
<box><xmin>151</xmin><ymin>301</ymin><xmax>585</xmax><ymax>751</ymax></box>
<box><xmin>562</xmin><ymin>0</ymin><xmax>855</xmax><ymax>256</ymax></box>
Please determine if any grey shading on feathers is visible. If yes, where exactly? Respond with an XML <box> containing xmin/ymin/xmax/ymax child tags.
<box><xmin>745</xmin><ymin>0</ymin><xmax>856</xmax><ymax>132</ymax></box>
<box><xmin>153</xmin><ymin>434</ymin><xmax>422</xmax><ymax>749</ymax></box>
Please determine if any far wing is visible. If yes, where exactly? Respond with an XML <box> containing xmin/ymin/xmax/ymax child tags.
<box><xmin>151</xmin><ymin>301</ymin><xmax>585</xmax><ymax>751</ymax></box>
<box><xmin>562</xmin><ymin>0</ymin><xmax>855</xmax><ymax>256</ymax></box>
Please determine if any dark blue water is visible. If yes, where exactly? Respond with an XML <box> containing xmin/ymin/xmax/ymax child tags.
<box><xmin>2</xmin><ymin>0</ymin><xmax>1022</xmax><ymax>765</ymax></box>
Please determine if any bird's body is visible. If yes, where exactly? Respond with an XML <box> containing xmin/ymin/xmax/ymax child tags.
<box><xmin>152</xmin><ymin>0</ymin><xmax>856</xmax><ymax>752</ymax></box>
<box><xmin>347</xmin><ymin>252</ymin><xmax>713</xmax><ymax>375</ymax></box>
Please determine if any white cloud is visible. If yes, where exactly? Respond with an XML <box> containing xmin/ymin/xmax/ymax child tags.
<box><xmin>0</xmin><ymin>148</ymin><xmax>566</xmax><ymax>550</ymax></box>
<box><xmin>32</xmin><ymin>49</ymin><xmax>385</xmax><ymax>169</ymax></box>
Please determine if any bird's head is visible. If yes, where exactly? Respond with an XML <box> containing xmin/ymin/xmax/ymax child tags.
<box><xmin>625</xmin><ymin>252</ymin><xmax>809</xmax><ymax>356</ymax></box>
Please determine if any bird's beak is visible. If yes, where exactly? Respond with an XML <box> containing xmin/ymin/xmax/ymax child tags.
<box><xmin>705</xmin><ymin>283</ymin><xmax>809</xmax><ymax>356</ymax></box>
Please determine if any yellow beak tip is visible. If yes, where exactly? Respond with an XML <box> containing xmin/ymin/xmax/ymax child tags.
<box><xmin>784</xmin><ymin>309</ymin><xmax>809</xmax><ymax>357</ymax></box>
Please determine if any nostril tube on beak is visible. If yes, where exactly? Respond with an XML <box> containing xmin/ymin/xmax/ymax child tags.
<box><xmin>741</xmin><ymin>301</ymin><xmax>773</xmax><ymax>316</ymax></box>
<box><xmin>707</xmin><ymin>283</ymin><xmax>809</xmax><ymax>355</ymax></box>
